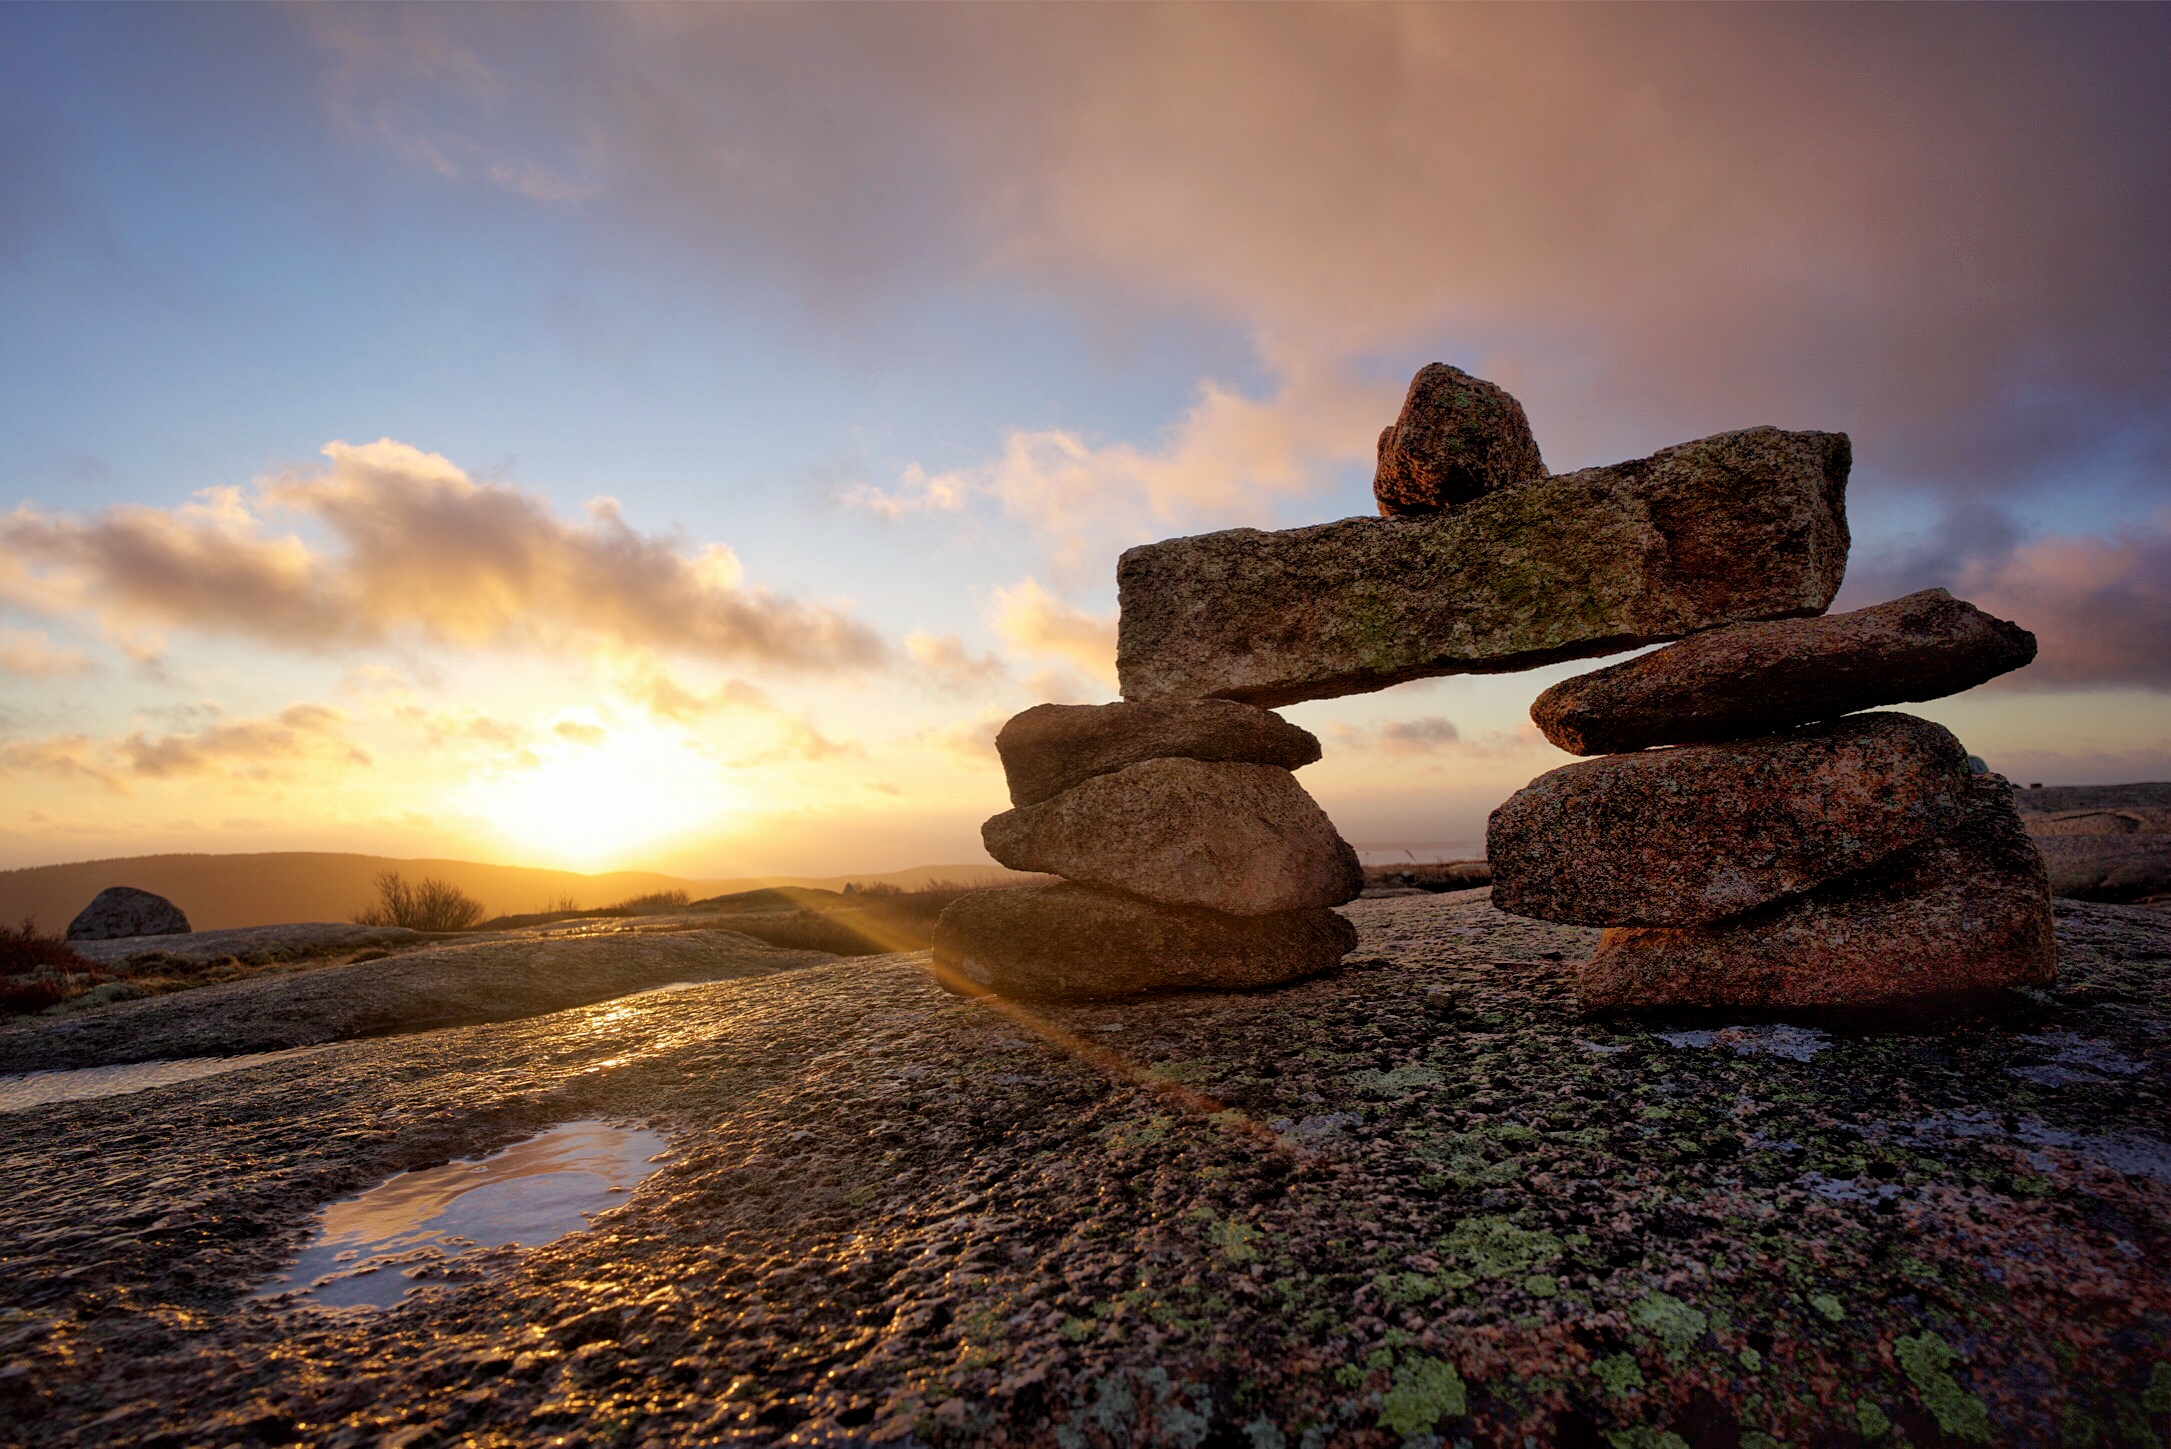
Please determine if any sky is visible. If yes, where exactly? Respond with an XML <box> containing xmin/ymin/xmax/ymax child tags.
<box><xmin>1</xmin><ymin>4</ymin><xmax>2167</xmax><ymax>878</ymax></box>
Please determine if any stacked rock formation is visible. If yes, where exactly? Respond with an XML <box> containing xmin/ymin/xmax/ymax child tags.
<box><xmin>932</xmin><ymin>700</ymin><xmax>1364</xmax><ymax>1000</ymax></box>
<box><xmin>940</xmin><ymin>358</ymin><xmax>2057</xmax><ymax>1012</ymax></box>
<box><xmin>1490</xmin><ymin>589</ymin><xmax>2055</xmax><ymax>1009</ymax></box>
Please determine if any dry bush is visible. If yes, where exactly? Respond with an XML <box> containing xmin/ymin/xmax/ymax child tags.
<box><xmin>606</xmin><ymin>889</ymin><xmax>690</xmax><ymax>913</ymax></box>
<box><xmin>352</xmin><ymin>871</ymin><xmax>487</xmax><ymax>933</ymax></box>
<box><xmin>0</xmin><ymin>917</ymin><xmax>108</xmax><ymax>1014</ymax></box>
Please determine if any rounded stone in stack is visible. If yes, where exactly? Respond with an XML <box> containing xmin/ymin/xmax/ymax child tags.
<box><xmin>1487</xmin><ymin>711</ymin><xmax>1975</xmax><ymax>927</ymax></box>
<box><xmin>1580</xmin><ymin>773</ymin><xmax>2054</xmax><ymax>1010</ymax></box>
<box><xmin>1530</xmin><ymin>589</ymin><xmax>2034</xmax><ymax>755</ymax></box>
<box><xmin>996</xmin><ymin>698</ymin><xmax>1320</xmax><ymax>808</ymax></box>
<box><xmin>983</xmin><ymin>756</ymin><xmax>1362</xmax><ymax>916</ymax></box>
<box><xmin>931</xmin><ymin>884</ymin><xmax>1358</xmax><ymax>1002</ymax></box>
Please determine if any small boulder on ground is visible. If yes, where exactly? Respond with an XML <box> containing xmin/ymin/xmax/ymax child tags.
<box><xmin>930</xmin><ymin>883</ymin><xmax>1356</xmax><ymax>1000</ymax></box>
<box><xmin>1579</xmin><ymin>774</ymin><xmax>2055</xmax><ymax>1010</ymax></box>
<box><xmin>1531</xmin><ymin>589</ymin><xmax>2038</xmax><ymax>755</ymax></box>
<box><xmin>1119</xmin><ymin>426</ymin><xmax>1851</xmax><ymax>707</ymax></box>
<box><xmin>1372</xmin><ymin>363</ymin><xmax>1547</xmax><ymax>516</ymax></box>
<box><xmin>66</xmin><ymin>886</ymin><xmax>190</xmax><ymax>942</ymax></box>
<box><xmin>983</xmin><ymin>758</ymin><xmax>1363</xmax><ymax>916</ymax></box>
<box><xmin>1487</xmin><ymin>712</ymin><xmax>1974</xmax><ymax>927</ymax></box>
<box><xmin>995</xmin><ymin>699</ymin><xmax>1321</xmax><ymax>808</ymax></box>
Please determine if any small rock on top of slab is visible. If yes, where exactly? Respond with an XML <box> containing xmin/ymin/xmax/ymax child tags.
<box><xmin>1372</xmin><ymin>363</ymin><xmax>1547</xmax><ymax>517</ymax></box>
<box><xmin>982</xmin><ymin>758</ymin><xmax>1363</xmax><ymax>917</ymax></box>
<box><xmin>1119</xmin><ymin>426</ymin><xmax>1850</xmax><ymax>708</ymax></box>
<box><xmin>1580</xmin><ymin>774</ymin><xmax>2054</xmax><ymax>1011</ymax></box>
<box><xmin>995</xmin><ymin>698</ymin><xmax>1320</xmax><ymax>808</ymax></box>
<box><xmin>1531</xmin><ymin>589</ymin><xmax>2037</xmax><ymax>755</ymax></box>
<box><xmin>1486</xmin><ymin>711</ymin><xmax>1973</xmax><ymax>927</ymax></box>
<box><xmin>930</xmin><ymin>883</ymin><xmax>1357</xmax><ymax>1001</ymax></box>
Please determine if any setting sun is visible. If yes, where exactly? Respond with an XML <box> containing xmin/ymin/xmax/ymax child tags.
<box><xmin>460</xmin><ymin>724</ymin><xmax>737</xmax><ymax>871</ymax></box>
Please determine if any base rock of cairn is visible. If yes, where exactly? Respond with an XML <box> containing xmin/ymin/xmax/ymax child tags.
<box><xmin>931</xmin><ymin>884</ymin><xmax>1358</xmax><ymax>1002</ymax></box>
<box><xmin>1492</xmin><ymin>582</ymin><xmax>2053</xmax><ymax>1008</ymax></box>
<box><xmin>1581</xmin><ymin>773</ymin><xmax>2056</xmax><ymax>1010</ymax></box>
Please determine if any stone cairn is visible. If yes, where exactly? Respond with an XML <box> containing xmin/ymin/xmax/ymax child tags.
<box><xmin>936</xmin><ymin>362</ymin><xmax>2057</xmax><ymax>1009</ymax></box>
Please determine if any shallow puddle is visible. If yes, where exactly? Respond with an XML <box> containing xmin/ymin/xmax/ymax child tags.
<box><xmin>0</xmin><ymin>1047</ymin><xmax>330</xmax><ymax>1113</ymax></box>
<box><xmin>255</xmin><ymin>1119</ymin><xmax>669</xmax><ymax>1310</ymax></box>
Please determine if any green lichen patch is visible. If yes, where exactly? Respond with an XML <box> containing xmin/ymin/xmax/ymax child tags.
<box><xmin>1378</xmin><ymin>1354</ymin><xmax>1467</xmax><ymax>1435</ymax></box>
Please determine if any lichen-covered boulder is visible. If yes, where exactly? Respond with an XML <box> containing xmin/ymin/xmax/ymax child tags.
<box><xmin>994</xmin><ymin>698</ymin><xmax>1320</xmax><ymax>808</ymax></box>
<box><xmin>931</xmin><ymin>882</ymin><xmax>1356</xmax><ymax>1000</ymax></box>
<box><xmin>65</xmin><ymin>886</ymin><xmax>190</xmax><ymax>941</ymax></box>
<box><xmin>1581</xmin><ymin>774</ymin><xmax>2056</xmax><ymax>1009</ymax></box>
<box><xmin>1118</xmin><ymin>426</ymin><xmax>1850</xmax><ymax>707</ymax></box>
<box><xmin>1488</xmin><ymin>712</ymin><xmax>1974</xmax><ymax>926</ymax></box>
<box><xmin>1531</xmin><ymin>589</ymin><xmax>2038</xmax><ymax>755</ymax></box>
<box><xmin>983</xmin><ymin>758</ymin><xmax>1362</xmax><ymax>916</ymax></box>
<box><xmin>1372</xmin><ymin>363</ymin><xmax>1547</xmax><ymax>517</ymax></box>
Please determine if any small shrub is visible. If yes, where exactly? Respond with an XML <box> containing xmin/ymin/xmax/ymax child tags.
<box><xmin>0</xmin><ymin>918</ymin><xmax>108</xmax><ymax>1015</ymax></box>
<box><xmin>352</xmin><ymin>871</ymin><xmax>486</xmax><ymax>933</ymax></box>
<box><xmin>605</xmin><ymin>889</ymin><xmax>690</xmax><ymax>913</ymax></box>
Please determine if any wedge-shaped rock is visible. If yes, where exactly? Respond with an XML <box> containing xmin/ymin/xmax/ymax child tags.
<box><xmin>1488</xmin><ymin>712</ymin><xmax>1972</xmax><ymax>927</ymax></box>
<box><xmin>1119</xmin><ymin>426</ymin><xmax>1850</xmax><ymax>707</ymax></box>
<box><xmin>1531</xmin><ymin>589</ymin><xmax>2036</xmax><ymax>755</ymax></box>
<box><xmin>931</xmin><ymin>883</ymin><xmax>1357</xmax><ymax>1001</ymax></box>
<box><xmin>1373</xmin><ymin>363</ymin><xmax>1546</xmax><ymax>516</ymax></box>
<box><xmin>1580</xmin><ymin>775</ymin><xmax>2054</xmax><ymax>1010</ymax></box>
<box><xmin>996</xmin><ymin>699</ymin><xmax>1320</xmax><ymax>808</ymax></box>
<box><xmin>982</xmin><ymin>758</ymin><xmax>1362</xmax><ymax>916</ymax></box>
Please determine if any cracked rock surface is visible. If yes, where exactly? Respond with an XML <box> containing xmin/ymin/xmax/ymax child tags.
<box><xmin>1</xmin><ymin>892</ymin><xmax>2167</xmax><ymax>1447</ymax></box>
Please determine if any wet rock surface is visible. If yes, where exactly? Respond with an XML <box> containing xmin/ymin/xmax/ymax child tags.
<box><xmin>65</xmin><ymin>922</ymin><xmax>426</xmax><ymax>967</ymax></box>
<box><xmin>0</xmin><ymin>923</ymin><xmax>833</xmax><ymax>1074</ymax></box>
<box><xmin>1583</xmin><ymin>776</ymin><xmax>2056</xmax><ymax>1010</ymax></box>
<box><xmin>983</xmin><ymin>758</ymin><xmax>1363</xmax><ymax>916</ymax></box>
<box><xmin>65</xmin><ymin>886</ymin><xmax>189</xmax><ymax>942</ymax></box>
<box><xmin>1</xmin><ymin>890</ymin><xmax>2167</xmax><ymax>1447</ymax></box>
<box><xmin>996</xmin><ymin>699</ymin><xmax>1321</xmax><ymax>809</ymax></box>
<box><xmin>1372</xmin><ymin>363</ymin><xmax>1546</xmax><ymax>517</ymax></box>
<box><xmin>1117</xmin><ymin>426</ymin><xmax>1850</xmax><ymax>707</ymax></box>
<box><xmin>932</xmin><ymin>883</ymin><xmax>1357</xmax><ymax>1001</ymax></box>
<box><xmin>1531</xmin><ymin>589</ymin><xmax>2038</xmax><ymax>756</ymax></box>
<box><xmin>1489</xmin><ymin>712</ymin><xmax>1974</xmax><ymax>927</ymax></box>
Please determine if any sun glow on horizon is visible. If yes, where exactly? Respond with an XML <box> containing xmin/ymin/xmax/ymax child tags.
<box><xmin>460</xmin><ymin>723</ymin><xmax>740</xmax><ymax>871</ymax></box>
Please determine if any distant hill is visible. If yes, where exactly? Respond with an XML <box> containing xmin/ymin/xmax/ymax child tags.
<box><xmin>0</xmin><ymin>853</ymin><xmax>1023</xmax><ymax>934</ymax></box>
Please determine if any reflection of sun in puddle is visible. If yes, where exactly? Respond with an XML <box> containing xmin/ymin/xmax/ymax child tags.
<box><xmin>256</xmin><ymin>1119</ymin><xmax>669</xmax><ymax>1311</ymax></box>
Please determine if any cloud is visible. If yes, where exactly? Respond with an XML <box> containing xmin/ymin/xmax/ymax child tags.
<box><xmin>606</xmin><ymin>658</ymin><xmax>856</xmax><ymax>763</ymax></box>
<box><xmin>552</xmin><ymin>719</ymin><xmax>608</xmax><ymax>746</ymax></box>
<box><xmin>318</xmin><ymin>7</ymin><xmax>2171</xmax><ymax>492</ymax></box>
<box><xmin>856</xmin><ymin>353</ymin><xmax>1390</xmax><ymax>551</ymax></box>
<box><xmin>0</xmin><ymin>704</ymin><xmax>371</xmax><ymax>793</ymax></box>
<box><xmin>0</xmin><ymin>439</ymin><xmax>887</xmax><ymax>670</ymax></box>
<box><xmin>1328</xmin><ymin>716</ymin><xmax>1543</xmax><ymax>761</ymax></box>
<box><xmin>990</xmin><ymin>580</ymin><xmax>1116</xmax><ymax>689</ymax></box>
<box><xmin>1846</xmin><ymin>506</ymin><xmax>2171</xmax><ymax>690</ymax></box>
<box><xmin>905</xmin><ymin>630</ymin><xmax>1008</xmax><ymax>690</ymax></box>
<box><xmin>0</xmin><ymin>628</ymin><xmax>95</xmax><ymax>678</ymax></box>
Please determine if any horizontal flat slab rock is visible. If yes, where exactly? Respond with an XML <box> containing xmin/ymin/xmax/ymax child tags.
<box><xmin>1373</xmin><ymin>363</ymin><xmax>1546</xmax><ymax>516</ymax></box>
<box><xmin>2024</xmin><ymin>806</ymin><xmax>2171</xmax><ymax>837</ymax></box>
<box><xmin>1119</xmin><ymin>426</ymin><xmax>1850</xmax><ymax>707</ymax></box>
<box><xmin>995</xmin><ymin>698</ymin><xmax>1320</xmax><ymax>808</ymax></box>
<box><xmin>7</xmin><ymin>891</ymin><xmax>2169</xmax><ymax>1446</ymax></box>
<box><xmin>1531</xmin><ymin>589</ymin><xmax>2037</xmax><ymax>755</ymax></box>
<box><xmin>1581</xmin><ymin>776</ymin><xmax>2055</xmax><ymax>1010</ymax></box>
<box><xmin>983</xmin><ymin>758</ymin><xmax>1363</xmax><ymax>916</ymax></box>
<box><xmin>930</xmin><ymin>883</ymin><xmax>1356</xmax><ymax>1000</ymax></box>
<box><xmin>1488</xmin><ymin>712</ymin><xmax>1973</xmax><ymax>926</ymax></box>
